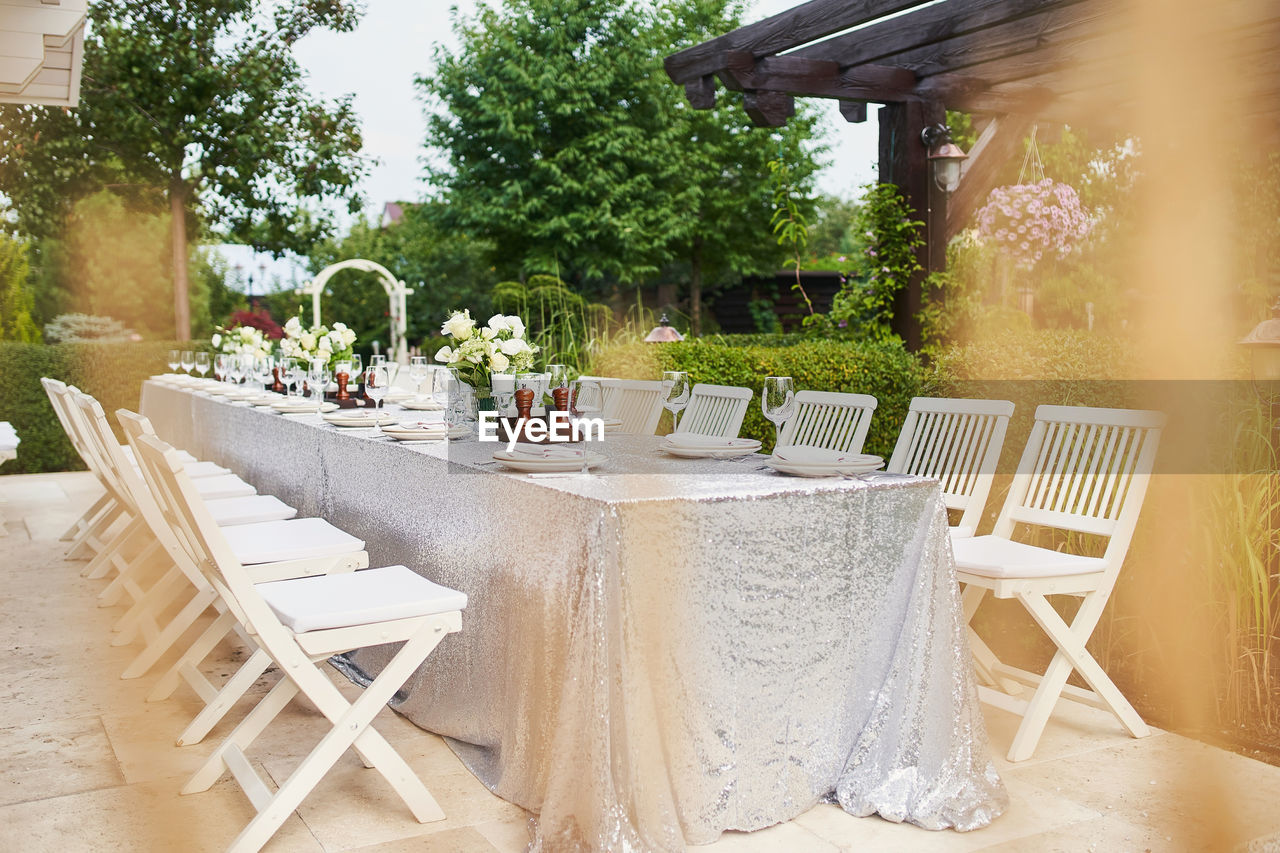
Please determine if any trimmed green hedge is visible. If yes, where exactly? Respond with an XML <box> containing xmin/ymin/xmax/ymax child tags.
<box><xmin>591</xmin><ymin>338</ymin><xmax>929</xmax><ymax>457</ymax></box>
<box><xmin>0</xmin><ymin>341</ymin><xmax>181</xmax><ymax>473</ymax></box>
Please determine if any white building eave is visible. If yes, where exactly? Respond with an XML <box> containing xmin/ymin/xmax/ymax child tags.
<box><xmin>0</xmin><ymin>0</ymin><xmax>88</xmax><ymax>107</ymax></box>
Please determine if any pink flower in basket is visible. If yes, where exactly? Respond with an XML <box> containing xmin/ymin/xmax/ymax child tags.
<box><xmin>975</xmin><ymin>179</ymin><xmax>1091</xmax><ymax>269</ymax></box>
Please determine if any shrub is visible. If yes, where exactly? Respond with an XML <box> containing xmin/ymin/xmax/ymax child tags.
<box><xmin>0</xmin><ymin>340</ymin><xmax>180</xmax><ymax>473</ymax></box>
<box><xmin>591</xmin><ymin>337</ymin><xmax>928</xmax><ymax>456</ymax></box>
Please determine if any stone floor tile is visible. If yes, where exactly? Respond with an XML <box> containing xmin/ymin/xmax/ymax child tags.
<box><xmin>345</xmin><ymin>825</ymin><xmax>500</xmax><ymax>852</ymax></box>
<box><xmin>977</xmin><ymin>813</ymin><xmax>1178</xmax><ymax>852</ymax></box>
<box><xmin>691</xmin><ymin>820</ymin><xmax>840</xmax><ymax>852</ymax></box>
<box><xmin>0</xmin><ymin>715</ymin><xmax>124</xmax><ymax>808</ymax></box>
<box><xmin>979</xmin><ymin>699</ymin><xmax>1167</xmax><ymax>771</ymax></box>
<box><xmin>473</xmin><ymin>817</ymin><xmax>534</xmax><ymax>853</ymax></box>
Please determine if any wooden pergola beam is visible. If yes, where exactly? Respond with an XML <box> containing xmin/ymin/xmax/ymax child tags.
<box><xmin>664</xmin><ymin>0</ymin><xmax>925</xmax><ymax>84</ymax></box>
<box><xmin>716</xmin><ymin>51</ymin><xmax>918</xmax><ymax>103</ymax></box>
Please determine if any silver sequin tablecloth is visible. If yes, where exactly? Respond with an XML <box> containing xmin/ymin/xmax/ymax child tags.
<box><xmin>141</xmin><ymin>380</ymin><xmax>1006</xmax><ymax>850</ymax></box>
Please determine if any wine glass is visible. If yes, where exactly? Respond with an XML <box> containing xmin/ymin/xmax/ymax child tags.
<box><xmin>309</xmin><ymin>359</ymin><xmax>332</xmax><ymax>414</ymax></box>
<box><xmin>283</xmin><ymin>358</ymin><xmax>303</xmax><ymax>398</ymax></box>
<box><xmin>762</xmin><ymin>376</ymin><xmax>796</xmax><ymax>450</ymax></box>
<box><xmin>491</xmin><ymin>372</ymin><xmax>515</xmax><ymax>416</ymax></box>
<box><xmin>193</xmin><ymin>352</ymin><xmax>210</xmax><ymax>379</ymax></box>
<box><xmin>366</xmin><ymin>365</ymin><xmax>389</xmax><ymax>411</ymax></box>
<box><xmin>180</xmin><ymin>350</ymin><xmax>195</xmax><ymax>375</ymax></box>
<box><xmin>431</xmin><ymin>367</ymin><xmax>453</xmax><ymax>409</ymax></box>
<box><xmin>409</xmin><ymin>357</ymin><xmax>430</xmax><ymax>398</ymax></box>
<box><xmin>547</xmin><ymin>364</ymin><xmax>570</xmax><ymax>394</ymax></box>
<box><xmin>228</xmin><ymin>354</ymin><xmax>247</xmax><ymax>386</ymax></box>
<box><xmin>349</xmin><ymin>354</ymin><xmax>363</xmax><ymax>397</ymax></box>
<box><xmin>661</xmin><ymin>370</ymin><xmax>690</xmax><ymax>432</ymax></box>
<box><xmin>514</xmin><ymin>372</ymin><xmax>540</xmax><ymax>412</ymax></box>
<box><xmin>252</xmin><ymin>355</ymin><xmax>274</xmax><ymax>390</ymax></box>
<box><xmin>167</xmin><ymin>349</ymin><xmax>180</xmax><ymax>374</ymax></box>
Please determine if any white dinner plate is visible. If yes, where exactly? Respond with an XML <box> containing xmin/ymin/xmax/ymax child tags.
<box><xmin>323</xmin><ymin>411</ymin><xmax>398</xmax><ymax>427</ymax></box>
<box><xmin>492</xmin><ymin>449</ymin><xmax>604</xmax><ymax>473</ymax></box>
<box><xmin>660</xmin><ymin>436</ymin><xmax>762</xmax><ymax>459</ymax></box>
<box><xmin>273</xmin><ymin>401</ymin><xmax>339</xmax><ymax>414</ymax></box>
<box><xmin>764</xmin><ymin>459</ymin><xmax>884</xmax><ymax>478</ymax></box>
<box><xmin>381</xmin><ymin>423</ymin><xmax>449</xmax><ymax>442</ymax></box>
<box><xmin>398</xmin><ymin>398</ymin><xmax>444</xmax><ymax>411</ymax></box>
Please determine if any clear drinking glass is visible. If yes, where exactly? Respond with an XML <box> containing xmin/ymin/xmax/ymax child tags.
<box><xmin>431</xmin><ymin>367</ymin><xmax>453</xmax><ymax>409</ymax></box>
<box><xmin>283</xmin><ymin>358</ymin><xmax>303</xmax><ymax>397</ymax></box>
<box><xmin>366</xmin><ymin>365</ymin><xmax>389</xmax><ymax>410</ymax></box>
<box><xmin>167</xmin><ymin>350</ymin><xmax>180</xmax><ymax>373</ymax></box>
<box><xmin>309</xmin><ymin>359</ymin><xmax>331</xmax><ymax>414</ymax></box>
<box><xmin>253</xmin><ymin>355</ymin><xmax>274</xmax><ymax>389</ymax></box>
<box><xmin>547</xmin><ymin>364</ymin><xmax>570</xmax><ymax>393</ymax></box>
<box><xmin>349</xmin><ymin>354</ymin><xmax>363</xmax><ymax>392</ymax></box>
<box><xmin>409</xmin><ymin>357</ymin><xmax>430</xmax><ymax>397</ymax></box>
<box><xmin>180</xmin><ymin>350</ymin><xmax>195</xmax><ymax>374</ymax></box>
<box><xmin>228</xmin><ymin>354</ymin><xmax>247</xmax><ymax>385</ymax></box>
<box><xmin>762</xmin><ymin>376</ymin><xmax>796</xmax><ymax>449</ymax></box>
<box><xmin>515</xmin><ymin>372</ymin><xmax>540</xmax><ymax>408</ymax></box>
<box><xmin>193</xmin><ymin>351</ymin><xmax>210</xmax><ymax>378</ymax></box>
<box><xmin>661</xmin><ymin>370</ymin><xmax>690</xmax><ymax>432</ymax></box>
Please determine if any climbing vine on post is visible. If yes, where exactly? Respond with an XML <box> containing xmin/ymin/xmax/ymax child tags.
<box><xmin>768</xmin><ymin>159</ymin><xmax>815</xmax><ymax>316</ymax></box>
<box><xmin>829</xmin><ymin>183</ymin><xmax>924</xmax><ymax>341</ymax></box>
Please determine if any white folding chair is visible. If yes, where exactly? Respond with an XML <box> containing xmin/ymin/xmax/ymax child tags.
<box><xmin>887</xmin><ymin>397</ymin><xmax>1014</xmax><ymax>537</ymax></box>
<box><xmin>776</xmin><ymin>390</ymin><xmax>878</xmax><ymax>453</ymax></box>
<box><xmin>602</xmin><ymin>379</ymin><xmax>665</xmax><ymax>435</ymax></box>
<box><xmin>954</xmin><ymin>404</ymin><xmax>1165</xmax><ymax>762</ymax></box>
<box><xmin>132</xmin><ymin>432</ymin><xmax>466</xmax><ymax>853</ymax></box>
<box><xmin>41</xmin><ymin>378</ymin><xmax>125</xmax><ymax>560</ymax></box>
<box><xmin>675</xmin><ymin>383</ymin><xmax>752</xmax><ymax>438</ymax></box>
<box><xmin>116</xmin><ymin>408</ymin><xmax>367</xmax><ymax>746</ymax></box>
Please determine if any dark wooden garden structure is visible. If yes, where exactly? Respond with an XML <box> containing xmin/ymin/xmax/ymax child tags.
<box><xmin>664</xmin><ymin>0</ymin><xmax>1280</xmax><ymax>348</ymax></box>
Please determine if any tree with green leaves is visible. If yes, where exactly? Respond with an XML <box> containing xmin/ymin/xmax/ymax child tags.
<box><xmin>420</xmin><ymin>0</ymin><xmax>821</xmax><ymax>334</ymax></box>
<box><xmin>0</xmin><ymin>236</ymin><xmax>41</xmax><ymax>343</ymax></box>
<box><xmin>0</xmin><ymin>0</ymin><xmax>369</xmax><ymax>341</ymax></box>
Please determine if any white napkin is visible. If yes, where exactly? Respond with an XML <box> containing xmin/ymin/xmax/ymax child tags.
<box><xmin>385</xmin><ymin>421</ymin><xmax>447</xmax><ymax>432</ymax></box>
<box><xmin>664</xmin><ymin>432</ymin><xmax>757</xmax><ymax>450</ymax></box>
<box><xmin>772</xmin><ymin>446</ymin><xmax>880</xmax><ymax>466</ymax></box>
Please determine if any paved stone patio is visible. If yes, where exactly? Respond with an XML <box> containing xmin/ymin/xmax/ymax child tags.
<box><xmin>2</xmin><ymin>470</ymin><xmax>1279</xmax><ymax>852</ymax></box>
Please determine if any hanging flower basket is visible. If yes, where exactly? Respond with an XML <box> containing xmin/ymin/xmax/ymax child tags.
<box><xmin>975</xmin><ymin>179</ymin><xmax>1091</xmax><ymax>270</ymax></box>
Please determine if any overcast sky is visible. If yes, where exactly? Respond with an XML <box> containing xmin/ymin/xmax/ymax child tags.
<box><xmin>290</xmin><ymin>0</ymin><xmax>880</xmax><ymax>219</ymax></box>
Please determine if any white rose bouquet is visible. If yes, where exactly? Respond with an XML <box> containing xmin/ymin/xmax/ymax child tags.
<box><xmin>211</xmin><ymin>325</ymin><xmax>270</xmax><ymax>359</ymax></box>
<box><xmin>280</xmin><ymin>315</ymin><xmax>357</xmax><ymax>368</ymax></box>
<box><xmin>434</xmin><ymin>309</ymin><xmax>538</xmax><ymax>391</ymax></box>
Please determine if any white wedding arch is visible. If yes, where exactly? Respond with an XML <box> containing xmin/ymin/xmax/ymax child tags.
<box><xmin>299</xmin><ymin>259</ymin><xmax>414</xmax><ymax>364</ymax></box>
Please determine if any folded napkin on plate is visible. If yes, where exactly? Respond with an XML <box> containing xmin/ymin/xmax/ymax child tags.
<box><xmin>386</xmin><ymin>421</ymin><xmax>447</xmax><ymax>432</ymax></box>
<box><xmin>664</xmin><ymin>432</ymin><xmax>757</xmax><ymax>450</ymax></box>
<box><xmin>772</xmin><ymin>446</ymin><xmax>879</xmax><ymax>466</ymax></box>
<box><xmin>509</xmin><ymin>445</ymin><xmax>586</xmax><ymax>459</ymax></box>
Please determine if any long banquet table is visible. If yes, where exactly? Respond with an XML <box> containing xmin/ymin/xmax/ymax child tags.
<box><xmin>141</xmin><ymin>379</ymin><xmax>1006</xmax><ymax>850</ymax></box>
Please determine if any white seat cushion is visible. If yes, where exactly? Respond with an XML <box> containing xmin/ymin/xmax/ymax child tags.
<box><xmin>220</xmin><ymin>517</ymin><xmax>364</xmax><ymax>565</ymax></box>
<box><xmin>949</xmin><ymin>525</ymin><xmax>976</xmax><ymax>539</ymax></box>
<box><xmin>181</xmin><ymin>460</ymin><xmax>231</xmax><ymax>478</ymax></box>
<box><xmin>194</xmin><ymin>474</ymin><xmax>257</xmax><ymax>500</ymax></box>
<box><xmin>205</xmin><ymin>495</ymin><xmax>298</xmax><ymax>527</ymax></box>
<box><xmin>953</xmin><ymin>535</ymin><xmax>1105</xmax><ymax>579</ymax></box>
<box><xmin>257</xmin><ymin>565</ymin><xmax>467</xmax><ymax>633</ymax></box>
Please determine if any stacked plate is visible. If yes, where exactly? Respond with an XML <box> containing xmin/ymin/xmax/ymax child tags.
<box><xmin>399</xmin><ymin>398</ymin><xmax>444</xmax><ymax>412</ymax></box>
<box><xmin>660</xmin><ymin>433</ymin><xmax>762</xmax><ymax>459</ymax></box>
<box><xmin>322</xmin><ymin>410</ymin><xmax>398</xmax><ymax>427</ymax></box>
<box><xmin>383</xmin><ymin>389</ymin><xmax>413</xmax><ymax>403</ymax></box>
<box><xmin>380</xmin><ymin>421</ymin><xmax>449</xmax><ymax>442</ymax></box>
<box><xmin>765</xmin><ymin>446</ymin><xmax>884</xmax><ymax>478</ymax></box>
<box><xmin>273</xmin><ymin>400</ymin><xmax>339</xmax><ymax>414</ymax></box>
<box><xmin>492</xmin><ymin>445</ymin><xmax>604</xmax><ymax>473</ymax></box>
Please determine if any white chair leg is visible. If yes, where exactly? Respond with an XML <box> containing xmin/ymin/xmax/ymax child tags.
<box><xmin>1019</xmin><ymin>592</ymin><xmax>1151</xmax><ymax>739</ymax></box>
<box><xmin>177</xmin><ymin>648</ymin><xmax>274</xmax><ymax>746</ymax></box>
<box><xmin>81</xmin><ymin>512</ymin><xmax>139</xmax><ymax>579</ymax></box>
<box><xmin>61</xmin><ymin>492</ymin><xmax>110</xmax><ymax>541</ymax></box>
<box><xmin>120</xmin><ymin>587</ymin><xmax>219</xmax><ymax>679</ymax></box>
<box><xmin>184</xmin><ymin>677</ymin><xmax>301</xmax><ymax>795</ymax></box>
<box><xmin>72</xmin><ymin>503</ymin><xmax>123</xmax><ymax>565</ymax></box>
<box><xmin>97</xmin><ymin>535</ymin><xmax>162</xmax><ymax>606</ymax></box>
<box><xmin>149</xmin><ymin>609</ymin><xmax>237</xmax><ymax>702</ymax></box>
<box><xmin>112</xmin><ymin>566</ymin><xmax>184</xmax><ymax>644</ymax></box>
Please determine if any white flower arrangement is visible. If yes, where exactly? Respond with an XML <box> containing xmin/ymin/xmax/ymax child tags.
<box><xmin>212</xmin><ymin>325</ymin><xmax>270</xmax><ymax>360</ymax></box>
<box><xmin>434</xmin><ymin>310</ymin><xmax>538</xmax><ymax>390</ymax></box>
<box><xmin>280</xmin><ymin>315</ymin><xmax>357</xmax><ymax>368</ymax></box>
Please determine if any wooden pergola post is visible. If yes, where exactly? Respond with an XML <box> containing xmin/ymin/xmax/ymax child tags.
<box><xmin>877</xmin><ymin>100</ymin><xmax>945</xmax><ymax>350</ymax></box>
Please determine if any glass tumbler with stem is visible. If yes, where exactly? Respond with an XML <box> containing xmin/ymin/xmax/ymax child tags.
<box><xmin>167</xmin><ymin>350</ymin><xmax>181</xmax><ymax>373</ymax></box>
<box><xmin>283</xmin><ymin>358</ymin><xmax>303</xmax><ymax>398</ymax></box>
<box><xmin>309</xmin><ymin>359</ymin><xmax>332</xmax><ymax>414</ymax></box>
<box><xmin>661</xmin><ymin>370</ymin><xmax>691</xmax><ymax>432</ymax></box>
<box><xmin>253</xmin><ymin>356</ymin><xmax>274</xmax><ymax>390</ymax></box>
<box><xmin>409</xmin><ymin>357</ymin><xmax>430</xmax><ymax>398</ymax></box>
<box><xmin>193</xmin><ymin>352</ymin><xmax>210</xmax><ymax>379</ymax></box>
<box><xmin>228</xmin><ymin>354</ymin><xmax>247</xmax><ymax>386</ymax></box>
<box><xmin>180</xmin><ymin>350</ymin><xmax>195</xmax><ymax>375</ymax></box>
<box><xmin>366</xmin><ymin>365</ymin><xmax>390</xmax><ymax>411</ymax></box>
<box><xmin>547</xmin><ymin>363</ymin><xmax>570</xmax><ymax>397</ymax></box>
<box><xmin>761</xmin><ymin>376</ymin><xmax>796</xmax><ymax>451</ymax></box>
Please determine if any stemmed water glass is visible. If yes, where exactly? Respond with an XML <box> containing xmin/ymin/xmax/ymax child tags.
<box><xmin>252</xmin><ymin>355</ymin><xmax>274</xmax><ymax>390</ymax></box>
<box><xmin>167</xmin><ymin>350</ymin><xmax>180</xmax><ymax>374</ymax></box>
<box><xmin>366</xmin><ymin>364</ymin><xmax>389</xmax><ymax>411</ymax></box>
<box><xmin>214</xmin><ymin>354</ymin><xmax>230</xmax><ymax>383</ymax></box>
<box><xmin>762</xmin><ymin>376</ymin><xmax>796</xmax><ymax>450</ymax></box>
<box><xmin>309</xmin><ymin>359</ymin><xmax>331</xmax><ymax>415</ymax></box>
<box><xmin>283</xmin><ymin>358</ymin><xmax>303</xmax><ymax>398</ymax></box>
<box><xmin>193</xmin><ymin>352</ymin><xmax>210</xmax><ymax>379</ymax></box>
<box><xmin>409</xmin><ymin>357</ymin><xmax>430</xmax><ymax>398</ymax></box>
<box><xmin>227</xmin><ymin>354</ymin><xmax>247</xmax><ymax>386</ymax></box>
<box><xmin>547</xmin><ymin>364</ymin><xmax>569</xmax><ymax>402</ymax></box>
<box><xmin>180</xmin><ymin>350</ymin><xmax>195</xmax><ymax>375</ymax></box>
<box><xmin>661</xmin><ymin>370</ymin><xmax>690</xmax><ymax>432</ymax></box>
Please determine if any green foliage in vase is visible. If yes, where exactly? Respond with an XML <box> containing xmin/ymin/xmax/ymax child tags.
<box><xmin>489</xmin><ymin>275</ymin><xmax>612</xmax><ymax>373</ymax></box>
<box><xmin>0</xmin><ymin>0</ymin><xmax>370</xmax><ymax>338</ymax></box>
<box><xmin>419</xmin><ymin>0</ymin><xmax>821</xmax><ymax>328</ymax></box>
